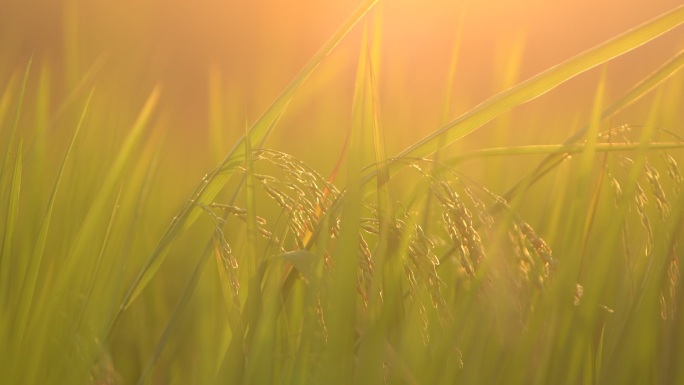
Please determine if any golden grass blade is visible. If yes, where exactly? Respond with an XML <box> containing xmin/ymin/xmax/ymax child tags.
<box><xmin>367</xmin><ymin>4</ymin><xmax>684</xmax><ymax>185</ymax></box>
<box><xmin>115</xmin><ymin>0</ymin><xmax>377</xmax><ymax>320</ymax></box>
<box><xmin>11</xmin><ymin>89</ymin><xmax>93</xmax><ymax>347</ymax></box>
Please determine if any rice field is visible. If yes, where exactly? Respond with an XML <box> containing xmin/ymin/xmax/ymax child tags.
<box><xmin>1</xmin><ymin>1</ymin><xmax>684</xmax><ymax>384</ymax></box>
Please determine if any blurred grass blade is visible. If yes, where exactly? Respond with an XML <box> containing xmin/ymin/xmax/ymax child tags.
<box><xmin>0</xmin><ymin>138</ymin><xmax>23</xmax><ymax>306</ymax></box>
<box><xmin>31</xmin><ymin>64</ymin><xmax>51</xmax><ymax>166</ymax></box>
<box><xmin>440</xmin><ymin>10</ymin><xmax>466</xmax><ymax>124</ymax></box>
<box><xmin>363</xmin><ymin>21</ymin><xmax>397</xmax><ymax>332</ymax></box>
<box><xmin>596</xmin><ymin>324</ymin><xmax>607</xmax><ymax>384</ymax></box>
<box><xmin>446</xmin><ymin>142</ymin><xmax>684</xmax><ymax>163</ymax></box>
<box><xmin>0</xmin><ymin>73</ymin><xmax>19</xmax><ymax>140</ymax></box>
<box><xmin>136</xmin><ymin>241</ymin><xmax>214</xmax><ymax>385</ymax></box>
<box><xmin>242</xmin><ymin>121</ymin><xmax>261</xmax><ymax>351</ymax></box>
<box><xmin>116</xmin><ymin>0</ymin><xmax>377</xmax><ymax>318</ymax></box>
<box><xmin>28</xmin><ymin>55</ymin><xmax>107</xmax><ymax>152</ymax></box>
<box><xmin>208</xmin><ymin>63</ymin><xmax>226</xmax><ymax>161</ymax></box>
<box><xmin>12</xmin><ymin>89</ymin><xmax>93</xmax><ymax>346</ymax></box>
<box><xmin>242</xmin><ymin>122</ymin><xmax>278</xmax><ymax>384</ymax></box>
<box><xmin>578</xmin><ymin>73</ymin><xmax>608</xmax><ymax>274</ymax></box>
<box><xmin>59</xmin><ymin>85</ymin><xmax>159</xmax><ymax>301</ymax></box>
<box><xmin>244</xmin><ymin>123</ymin><xmax>258</xmax><ymax>278</ymax></box>
<box><xmin>502</xmin><ymin>46</ymin><xmax>684</xmax><ymax>201</ymax></box>
<box><xmin>366</xmin><ymin>24</ymin><xmax>390</xmax><ymax>214</ymax></box>
<box><xmin>1</xmin><ymin>56</ymin><xmax>31</xmax><ymax>188</ymax></box>
<box><xmin>370</xmin><ymin>4</ymin><xmax>684</xmax><ymax>183</ymax></box>
<box><xmin>320</xmin><ymin>24</ymin><xmax>370</xmax><ymax>384</ymax></box>
<box><xmin>76</xmin><ymin>183</ymin><xmax>123</xmax><ymax>330</ymax></box>
<box><xmin>579</xmin><ymin>70</ymin><xmax>606</xmax><ymax>175</ymax></box>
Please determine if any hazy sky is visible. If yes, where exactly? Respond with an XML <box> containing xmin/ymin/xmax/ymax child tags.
<box><xmin>2</xmin><ymin>0</ymin><xmax>682</xmax><ymax>153</ymax></box>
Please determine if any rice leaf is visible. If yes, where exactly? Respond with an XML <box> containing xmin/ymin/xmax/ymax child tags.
<box><xmin>276</xmin><ymin>250</ymin><xmax>318</xmax><ymax>282</ymax></box>
<box><xmin>447</xmin><ymin>142</ymin><xmax>684</xmax><ymax>163</ymax></box>
<box><xmin>578</xmin><ymin>72</ymin><xmax>608</xmax><ymax>272</ymax></box>
<box><xmin>365</xmin><ymin>4</ymin><xmax>684</xmax><ymax>187</ymax></box>
<box><xmin>502</xmin><ymin>46</ymin><xmax>684</xmax><ymax>201</ymax></box>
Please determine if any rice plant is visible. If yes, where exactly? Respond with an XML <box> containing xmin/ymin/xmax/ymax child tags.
<box><xmin>1</xmin><ymin>2</ymin><xmax>684</xmax><ymax>385</ymax></box>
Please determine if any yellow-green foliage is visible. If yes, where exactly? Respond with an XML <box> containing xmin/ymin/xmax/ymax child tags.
<box><xmin>1</xmin><ymin>3</ymin><xmax>684</xmax><ymax>385</ymax></box>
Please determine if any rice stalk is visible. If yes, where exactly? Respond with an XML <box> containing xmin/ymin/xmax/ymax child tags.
<box><xmin>113</xmin><ymin>0</ymin><xmax>379</xmax><ymax>324</ymax></box>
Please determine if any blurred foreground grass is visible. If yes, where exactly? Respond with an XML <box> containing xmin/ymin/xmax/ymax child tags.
<box><xmin>2</xmin><ymin>2</ymin><xmax>684</xmax><ymax>384</ymax></box>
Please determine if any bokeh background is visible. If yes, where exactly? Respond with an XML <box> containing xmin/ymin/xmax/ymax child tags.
<box><xmin>1</xmin><ymin>0</ymin><xmax>683</xmax><ymax>202</ymax></box>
